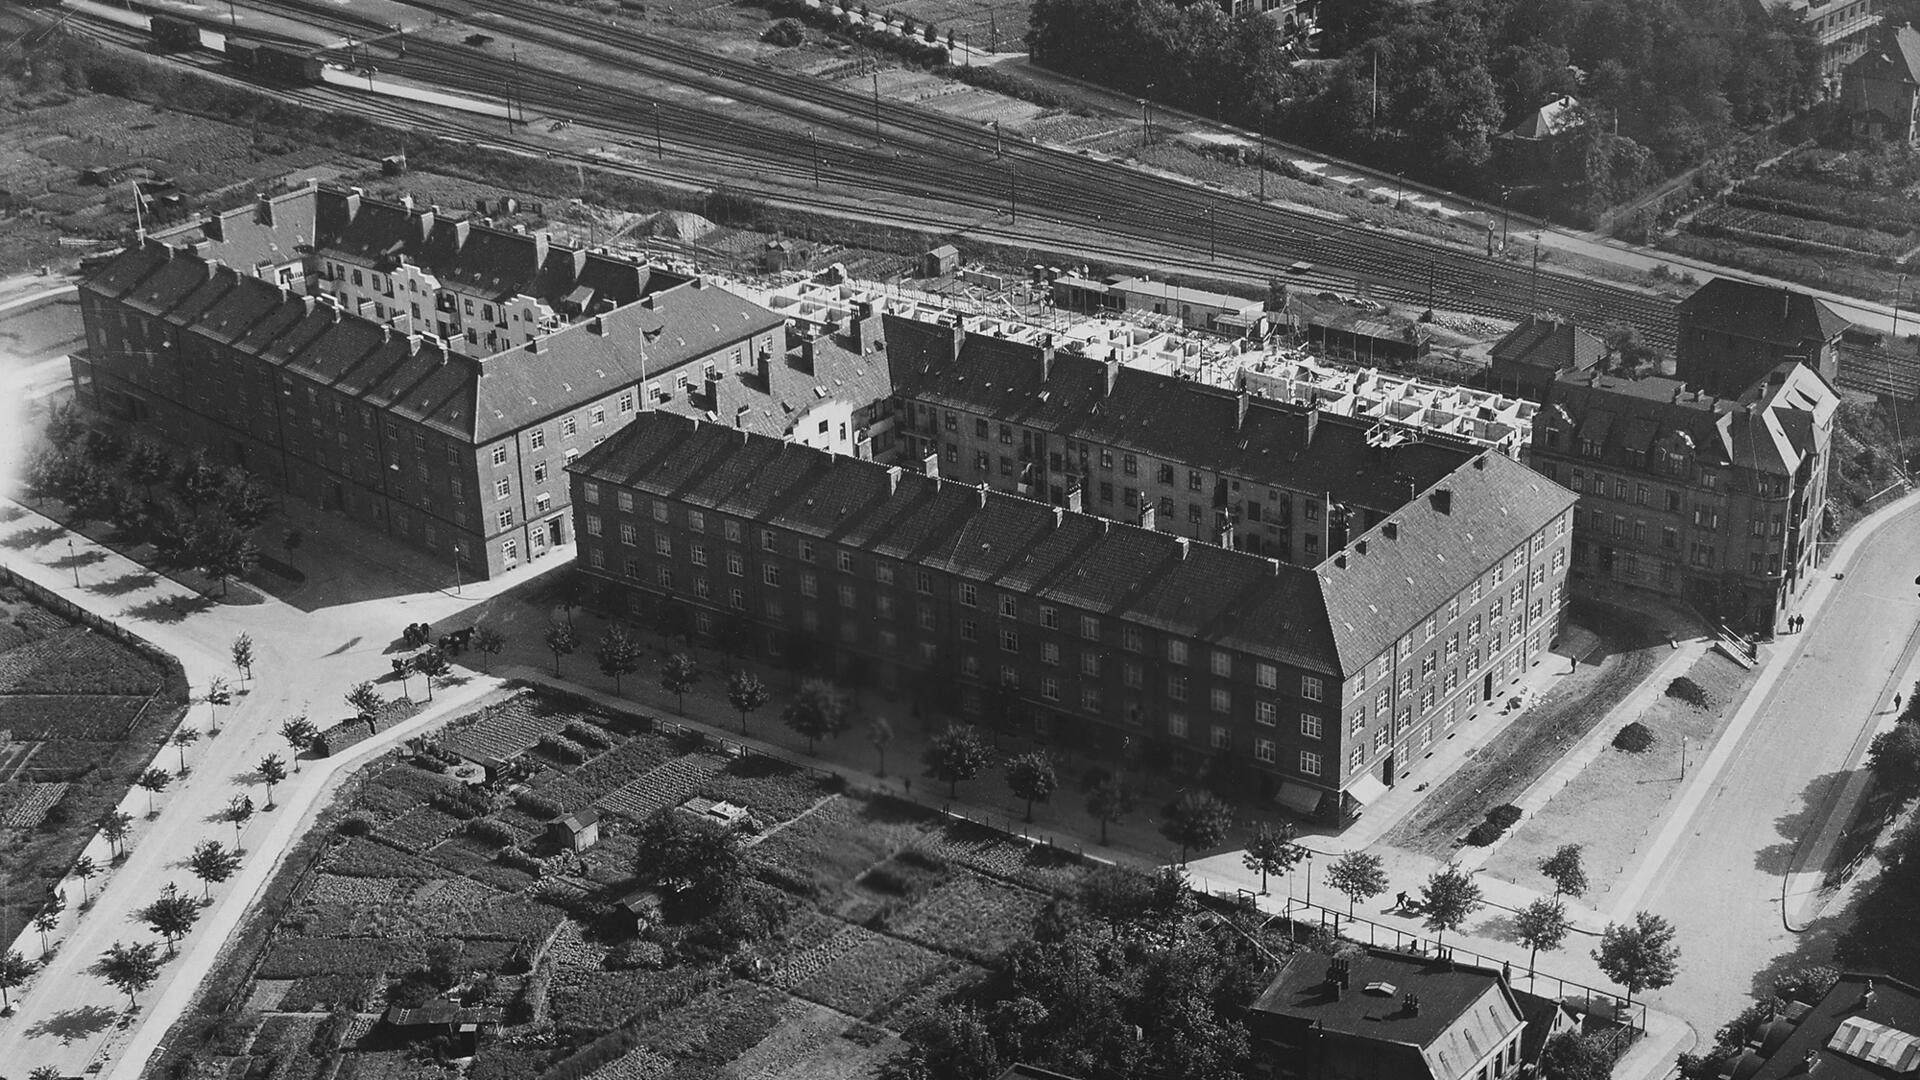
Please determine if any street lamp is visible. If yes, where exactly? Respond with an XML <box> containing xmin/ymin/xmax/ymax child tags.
<box><xmin>1303</xmin><ymin>849</ymin><xmax>1315</xmax><ymax>905</ymax></box>
<box><xmin>65</xmin><ymin>537</ymin><xmax>79</xmax><ymax>588</ymax></box>
<box><xmin>452</xmin><ymin>543</ymin><xmax>463</xmax><ymax>596</ymax></box>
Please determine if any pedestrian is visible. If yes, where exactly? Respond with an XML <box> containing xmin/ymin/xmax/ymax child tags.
<box><xmin>1898</xmin><ymin>693</ymin><xmax>1904</xmax><ymax>713</ymax></box>
<box><xmin>1395</xmin><ymin>890</ymin><xmax>1408</xmax><ymax>910</ymax></box>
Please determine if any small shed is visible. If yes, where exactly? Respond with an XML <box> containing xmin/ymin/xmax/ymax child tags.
<box><xmin>922</xmin><ymin>244</ymin><xmax>960</xmax><ymax>278</ymax></box>
<box><xmin>547</xmin><ymin>809</ymin><xmax>600</xmax><ymax>852</ymax></box>
<box><xmin>681</xmin><ymin>797</ymin><xmax>751</xmax><ymax>830</ymax></box>
<box><xmin>617</xmin><ymin>886</ymin><xmax>667</xmax><ymax>929</ymax></box>
<box><xmin>384</xmin><ymin>998</ymin><xmax>502</xmax><ymax>1056</ymax></box>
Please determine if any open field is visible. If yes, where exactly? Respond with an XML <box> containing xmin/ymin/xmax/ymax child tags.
<box><xmin>0</xmin><ymin>576</ymin><xmax>185</xmax><ymax>944</ymax></box>
<box><xmin>154</xmin><ymin>686</ymin><xmax>1078</xmax><ymax>1080</ymax></box>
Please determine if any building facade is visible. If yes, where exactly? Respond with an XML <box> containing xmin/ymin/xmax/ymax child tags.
<box><xmin>571</xmin><ymin>412</ymin><xmax>1574</xmax><ymax>819</ymax></box>
<box><xmin>1488</xmin><ymin>314</ymin><xmax>1607</xmax><ymax>401</ymax></box>
<box><xmin>74</xmin><ymin>184</ymin><xmax>787</xmax><ymax>580</ymax></box>
<box><xmin>1527</xmin><ymin>363</ymin><xmax>1836</xmax><ymax>634</ymax></box>
<box><xmin>1841</xmin><ymin>23</ymin><xmax>1920</xmax><ymax>140</ymax></box>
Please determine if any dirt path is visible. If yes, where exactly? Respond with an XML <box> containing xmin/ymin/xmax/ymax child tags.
<box><xmin>1381</xmin><ymin>603</ymin><xmax>1665</xmax><ymax>857</ymax></box>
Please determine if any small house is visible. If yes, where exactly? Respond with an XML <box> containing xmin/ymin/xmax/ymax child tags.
<box><xmin>384</xmin><ymin>998</ymin><xmax>502</xmax><ymax>1057</ymax></box>
<box><xmin>922</xmin><ymin>244</ymin><xmax>960</xmax><ymax>278</ymax></box>
<box><xmin>547</xmin><ymin>810</ymin><xmax>600</xmax><ymax>852</ymax></box>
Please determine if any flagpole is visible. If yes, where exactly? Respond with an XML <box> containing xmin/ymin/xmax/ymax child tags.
<box><xmin>132</xmin><ymin>179</ymin><xmax>145</xmax><ymax>234</ymax></box>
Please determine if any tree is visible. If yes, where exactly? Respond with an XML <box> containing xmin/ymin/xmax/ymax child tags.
<box><xmin>595</xmin><ymin>625</ymin><xmax>642</xmax><ymax>693</ymax></box>
<box><xmin>1592</xmin><ymin>911</ymin><xmax>1680</xmax><ymax>1007</ymax></box>
<box><xmin>188</xmin><ymin>839</ymin><xmax>240</xmax><ymax>899</ymax></box>
<box><xmin>227</xmin><ymin>794</ymin><xmax>254</xmax><ymax>848</ymax></box>
<box><xmin>1540</xmin><ymin>1031</ymin><xmax>1613</xmax><ymax>1080</ymax></box>
<box><xmin>204</xmin><ymin>675</ymin><xmax>232</xmax><ymax>731</ymax></box>
<box><xmin>1324</xmin><ymin>850</ymin><xmax>1389</xmax><ymax>916</ymax></box>
<box><xmin>1006</xmin><ymin>752</ymin><xmax>1058</xmax><ymax>822</ymax></box>
<box><xmin>220</xmin><ymin>472</ymin><xmax>276</xmax><ymax>531</ymax></box>
<box><xmin>1514</xmin><ymin>896</ymin><xmax>1571</xmax><ymax>978</ymax></box>
<box><xmin>868</xmin><ymin>717</ymin><xmax>895</xmax><ymax>776</ymax></box>
<box><xmin>257</xmin><ymin>753</ymin><xmax>287</xmax><ymax>809</ymax></box>
<box><xmin>171</xmin><ymin>727</ymin><xmax>200</xmax><ymax>774</ymax></box>
<box><xmin>72</xmin><ymin>856</ymin><xmax>96</xmax><ymax>904</ymax></box>
<box><xmin>123</xmin><ymin>439</ymin><xmax>171</xmax><ymax>501</ymax></box>
<box><xmin>923</xmin><ymin>724</ymin><xmax>992</xmax><ymax>797</ymax></box>
<box><xmin>1418</xmin><ymin>865</ymin><xmax>1484</xmax><ymax>949</ymax></box>
<box><xmin>727</xmin><ymin>669</ymin><xmax>771</xmax><ymax>734</ymax></box>
<box><xmin>472</xmin><ymin>625</ymin><xmax>505</xmax><ymax>671</ymax></box>
<box><xmin>140</xmin><ymin>889</ymin><xmax>199</xmax><ymax>956</ymax></box>
<box><xmin>97</xmin><ymin>809</ymin><xmax>133</xmax><ymax>860</ymax></box>
<box><xmin>280</xmin><ymin>717</ymin><xmax>318</xmax><ymax>771</ymax></box>
<box><xmin>91</xmin><ymin>940</ymin><xmax>161</xmax><ymax>1008</ymax></box>
<box><xmin>346</xmin><ymin>681</ymin><xmax>383</xmax><ymax>723</ymax></box>
<box><xmin>190</xmin><ymin>517</ymin><xmax>260</xmax><ymax>596</ymax></box>
<box><xmin>1241</xmin><ymin>821</ymin><xmax>1304</xmax><ymax>894</ymax></box>
<box><xmin>0</xmin><ymin>948</ymin><xmax>33</xmax><ymax>1011</ymax></box>
<box><xmin>230</xmin><ymin>632</ymin><xmax>254</xmax><ymax>682</ymax></box>
<box><xmin>410</xmin><ymin>646</ymin><xmax>451</xmax><ymax>701</ymax></box>
<box><xmin>783</xmin><ymin>679</ymin><xmax>852</xmax><ymax>754</ymax></box>
<box><xmin>1084</xmin><ymin>773</ymin><xmax>1137</xmax><ymax>844</ymax></box>
<box><xmin>545</xmin><ymin>622</ymin><xmax>580</xmax><ymax>676</ymax></box>
<box><xmin>889</xmin><ymin>1003</ymin><xmax>1003</xmax><ymax>1080</ymax></box>
<box><xmin>1161</xmin><ymin>790</ymin><xmax>1233</xmax><ymax>865</ymax></box>
<box><xmin>33</xmin><ymin>908</ymin><xmax>58</xmax><ymax>955</ymax></box>
<box><xmin>631</xmin><ymin>809</ymin><xmax>745</xmax><ymax>914</ymax></box>
<box><xmin>1869</xmin><ymin>723</ymin><xmax>1920</xmax><ymax>802</ymax></box>
<box><xmin>1539</xmin><ymin>843</ymin><xmax>1589</xmax><ymax>898</ymax></box>
<box><xmin>659</xmin><ymin>652</ymin><xmax>701</xmax><ymax>714</ymax></box>
<box><xmin>136</xmin><ymin>767</ymin><xmax>172</xmax><ymax>817</ymax></box>
<box><xmin>282</xmin><ymin>527</ymin><xmax>304</xmax><ymax>567</ymax></box>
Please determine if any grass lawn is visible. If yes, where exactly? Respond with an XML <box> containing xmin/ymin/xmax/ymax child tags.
<box><xmin>1485</xmin><ymin>652</ymin><xmax>1759</xmax><ymax>902</ymax></box>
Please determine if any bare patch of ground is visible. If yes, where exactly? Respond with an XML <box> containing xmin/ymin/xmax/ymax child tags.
<box><xmin>1485</xmin><ymin>652</ymin><xmax>1760</xmax><ymax>902</ymax></box>
<box><xmin>1382</xmin><ymin>602</ymin><xmax>1666</xmax><ymax>857</ymax></box>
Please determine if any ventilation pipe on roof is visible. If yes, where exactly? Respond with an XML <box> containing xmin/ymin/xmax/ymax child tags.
<box><xmin>381</xmin><ymin>325</ymin><xmax>392</xmax><ymax>344</ymax></box>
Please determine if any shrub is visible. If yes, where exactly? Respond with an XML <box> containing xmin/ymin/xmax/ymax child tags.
<box><xmin>606</xmin><ymin>940</ymin><xmax>666</xmax><ymax>970</ymax></box>
<box><xmin>466</xmin><ymin>817</ymin><xmax>516</xmax><ymax>847</ymax></box>
<box><xmin>498</xmin><ymin>846</ymin><xmax>545</xmax><ymax>876</ymax></box>
<box><xmin>1666</xmin><ymin>676</ymin><xmax>1711</xmax><ymax>709</ymax></box>
<box><xmin>1614</xmin><ymin>721</ymin><xmax>1656</xmax><ymax>753</ymax></box>
<box><xmin>1487</xmin><ymin>804</ymin><xmax>1523</xmax><ymax>829</ymax></box>
<box><xmin>514</xmin><ymin>791</ymin><xmax>563</xmax><ymax>820</ymax></box>
<box><xmin>1465</xmin><ymin>804</ymin><xmax>1524</xmax><ymax>846</ymax></box>
<box><xmin>536</xmin><ymin>733</ymin><xmax>587</xmax><ymax>764</ymax></box>
<box><xmin>562</xmin><ymin>720</ymin><xmax>613</xmax><ymax>752</ymax></box>
<box><xmin>336</xmin><ymin>812</ymin><xmax>375</xmax><ymax>837</ymax></box>
<box><xmin>762</xmin><ymin>17</ymin><xmax>804</xmax><ymax>45</ymax></box>
<box><xmin>429</xmin><ymin>785</ymin><xmax>493</xmax><ymax>819</ymax></box>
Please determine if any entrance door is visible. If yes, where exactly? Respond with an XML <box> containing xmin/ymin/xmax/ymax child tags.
<box><xmin>326</xmin><ymin>480</ymin><xmax>345</xmax><ymax>512</ymax></box>
<box><xmin>1482</xmin><ymin>672</ymin><xmax>1494</xmax><ymax>701</ymax></box>
<box><xmin>548</xmin><ymin>518</ymin><xmax>564</xmax><ymax>546</ymax></box>
<box><xmin>1381</xmin><ymin>754</ymin><xmax>1395</xmax><ymax>787</ymax></box>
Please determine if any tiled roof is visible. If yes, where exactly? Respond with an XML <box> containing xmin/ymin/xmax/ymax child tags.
<box><xmin>1251</xmin><ymin>948</ymin><xmax>1525</xmax><ymax>1080</ymax></box>
<box><xmin>1745</xmin><ymin>974</ymin><xmax>1920</xmax><ymax>1080</ymax></box>
<box><xmin>1316</xmin><ymin>450</ymin><xmax>1575</xmax><ymax>672</ymax></box>
<box><xmin>1679</xmin><ymin>278</ymin><xmax>1849</xmax><ymax>345</ymax></box>
<box><xmin>1490</xmin><ymin>315</ymin><xmax>1607</xmax><ymax>373</ymax></box>
<box><xmin>1846</xmin><ymin>23</ymin><xmax>1920</xmax><ymax>84</ymax></box>
<box><xmin>886</xmin><ymin>314</ymin><xmax>1478</xmax><ymax>517</ymax></box>
<box><xmin>1542</xmin><ymin>363</ymin><xmax>1836</xmax><ymax>477</ymax></box>
<box><xmin>657</xmin><ymin>329</ymin><xmax>887</xmax><ymax>439</ymax></box>
<box><xmin>570</xmin><ymin>412</ymin><xmax>1354</xmax><ymax>674</ymax></box>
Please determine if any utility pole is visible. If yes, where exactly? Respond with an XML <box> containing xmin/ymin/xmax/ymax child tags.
<box><xmin>1500</xmin><ymin>185</ymin><xmax>1511</xmax><ymax>252</ymax></box>
<box><xmin>1895</xmin><ymin>270</ymin><xmax>1907</xmax><ymax>340</ymax></box>
<box><xmin>1529</xmin><ymin>234</ymin><xmax>1542</xmax><ymax>308</ymax></box>
<box><xmin>1371</xmin><ymin>48</ymin><xmax>1378</xmax><ymax>128</ymax></box>
<box><xmin>1009</xmin><ymin>165</ymin><xmax>1017</xmax><ymax>222</ymax></box>
<box><xmin>809</xmin><ymin>128</ymin><xmax>819</xmax><ymax>187</ymax></box>
<box><xmin>227</xmin><ymin>0</ymin><xmax>237</xmax><ymax>29</ymax></box>
<box><xmin>653</xmin><ymin>102</ymin><xmax>663</xmax><ymax>158</ymax></box>
<box><xmin>872</xmin><ymin>68</ymin><xmax>882</xmax><ymax>143</ymax></box>
<box><xmin>1206</xmin><ymin>206</ymin><xmax>1215</xmax><ymax>261</ymax></box>
<box><xmin>993</xmin><ymin>118</ymin><xmax>1002</xmax><ymax>158</ymax></box>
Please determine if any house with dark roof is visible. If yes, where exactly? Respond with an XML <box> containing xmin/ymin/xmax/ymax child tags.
<box><xmin>569</xmin><ymin>411</ymin><xmax>1573</xmax><ymax>822</ymax></box>
<box><xmin>1841</xmin><ymin>22</ymin><xmax>1920</xmax><ymax>140</ymax></box>
<box><xmin>1489</xmin><ymin>315</ymin><xmax>1607</xmax><ymax>401</ymax></box>
<box><xmin>1527</xmin><ymin>361</ymin><xmax>1836</xmax><ymax>634</ymax></box>
<box><xmin>884</xmin><ymin>312</ymin><xmax>1479</xmax><ymax>565</ymax></box>
<box><xmin>1676</xmin><ymin>278</ymin><xmax>1847</xmax><ymax>399</ymax></box>
<box><xmin>70</xmin><ymin>185</ymin><xmax>898</xmax><ymax>581</ymax></box>
<box><xmin>1248</xmin><ymin>948</ymin><xmax>1528</xmax><ymax>1080</ymax></box>
<box><xmin>1714</xmin><ymin>973</ymin><xmax>1920</xmax><ymax>1080</ymax></box>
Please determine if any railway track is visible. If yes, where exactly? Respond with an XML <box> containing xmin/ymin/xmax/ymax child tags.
<box><xmin>232</xmin><ymin>0</ymin><xmax>1684</xmax><ymax>350</ymax></box>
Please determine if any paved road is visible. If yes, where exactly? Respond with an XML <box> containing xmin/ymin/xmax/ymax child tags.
<box><xmin>1625</xmin><ymin>496</ymin><xmax>1920</xmax><ymax>1038</ymax></box>
<box><xmin>0</xmin><ymin>499</ymin><xmax>554</xmax><ymax>1078</ymax></box>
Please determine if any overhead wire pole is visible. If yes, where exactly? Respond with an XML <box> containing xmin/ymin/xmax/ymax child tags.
<box><xmin>872</xmin><ymin>67</ymin><xmax>882</xmax><ymax>143</ymax></box>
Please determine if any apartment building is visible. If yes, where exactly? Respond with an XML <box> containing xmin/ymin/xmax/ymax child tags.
<box><xmin>74</xmin><ymin>185</ymin><xmax>786</xmax><ymax>580</ymax></box>
<box><xmin>570</xmin><ymin>411</ymin><xmax>1574</xmax><ymax>819</ymax></box>
<box><xmin>884</xmin><ymin>312</ymin><xmax>1485</xmax><ymax>564</ymax></box>
<box><xmin>1528</xmin><ymin>362</ymin><xmax>1836</xmax><ymax>634</ymax></box>
<box><xmin>1676</xmin><ymin>277</ymin><xmax>1847</xmax><ymax>399</ymax></box>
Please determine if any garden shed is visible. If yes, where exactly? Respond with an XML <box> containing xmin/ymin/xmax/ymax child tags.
<box><xmin>547</xmin><ymin>809</ymin><xmax>600</xmax><ymax>852</ymax></box>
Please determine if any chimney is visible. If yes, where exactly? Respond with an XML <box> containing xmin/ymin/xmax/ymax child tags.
<box><xmin>571</xmin><ymin>246</ymin><xmax>588</xmax><ymax>284</ymax></box>
<box><xmin>1383</xmin><ymin>521</ymin><xmax>1399</xmax><ymax>540</ymax></box>
<box><xmin>1176</xmin><ymin>537</ymin><xmax>1190</xmax><ymax>560</ymax></box>
<box><xmin>205</xmin><ymin>257</ymin><xmax>224</xmax><ymax>282</ymax></box>
<box><xmin>923</xmin><ymin>450</ymin><xmax>940</xmax><ymax>479</ymax></box>
<box><xmin>407</xmin><ymin>332</ymin><xmax>423</xmax><ymax>355</ymax></box>
<box><xmin>1103</xmin><ymin>357</ymin><xmax>1122</xmax><ymax>397</ymax></box>
<box><xmin>203</xmin><ymin>213</ymin><xmax>225</xmax><ymax>242</ymax></box>
<box><xmin>1863</xmin><ymin>980</ymin><xmax>1878</xmax><ymax>1011</ymax></box>
<box><xmin>798</xmin><ymin>335</ymin><xmax>816</xmax><ymax>375</ymax></box>
<box><xmin>977</xmin><ymin>483</ymin><xmax>989</xmax><ymax>509</ymax></box>
<box><xmin>1040</xmin><ymin>334</ymin><xmax>1054</xmax><ymax>381</ymax></box>
<box><xmin>1305</xmin><ymin>407</ymin><xmax>1320</xmax><ymax>445</ymax></box>
<box><xmin>1236</xmin><ymin>387</ymin><xmax>1252</xmax><ymax>432</ymax></box>
<box><xmin>887</xmin><ymin>465</ymin><xmax>903</xmax><ymax>495</ymax></box>
<box><xmin>1052</xmin><ymin>506</ymin><xmax>1064</xmax><ymax>528</ymax></box>
<box><xmin>1432</xmin><ymin>488</ymin><xmax>1452</xmax><ymax>515</ymax></box>
<box><xmin>381</xmin><ymin>325</ymin><xmax>393</xmax><ymax>344</ymax></box>
<box><xmin>850</xmin><ymin>312</ymin><xmax>879</xmax><ymax>354</ymax></box>
<box><xmin>300</xmin><ymin>295</ymin><xmax>316</xmax><ymax>315</ymax></box>
<box><xmin>345</xmin><ymin>187</ymin><xmax>363</xmax><ymax>222</ymax></box>
<box><xmin>255</xmin><ymin>193</ymin><xmax>274</xmax><ymax>227</ymax></box>
<box><xmin>416</xmin><ymin>203</ymin><xmax>436</xmax><ymax>245</ymax></box>
<box><xmin>1066</xmin><ymin>486</ymin><xmax>1084</xmax><ymax>512</ymax></box>
<box><xmin>400</xmin><ymin>194</ymin><xmax>414</xmax><ymax>213</ymax></box>
<box><xmin>1139</xmin><ymin>500</ymin><xmax>1157</xmax><ymax>530</ymax></box>
<box><xmin>534</xmin><ymin>231</ymin><xmax>551</xmax><ymax>271</ymax></box>
<box><xmin>453</xmin><ymin>217</ymin><xmax>471</xmax><ymax>249</ymax></box>
<box><xmin>1806</xmin><ymin>1051</ymin><xmax>1821</xmax><ymax>1074</ymax></box>
<box><xmin>1404</xmin><ymin>993</ymin><xmax>1420</xmax><ymax>1017</ymax></box>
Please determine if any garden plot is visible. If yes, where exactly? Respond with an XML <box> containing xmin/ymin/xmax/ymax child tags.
<box><xmin>595</xmin><ymin>752</ymin><xmax>726</xmax><ymax>821</ymax></box>
<box><xmin>751</xmin><ymin>795</ymin><xmax>926</xmax><ymax>897</ymax></box>
<box><xmin>375</xmin><ymin>804</ymin><xmax>463</xmax><ymax>853</ymax></box>
<box><xmin>442</xmin><ymin>693</ymin><xmax>584</xmax><ymax>763</ymax></box>
<box><xmin>0</xmin><ymin>628</ymin><xmax>163</xmax><ymax>694</ymax></box>
<box><xmin>776</xmin><ymin>923</ymin><xmax>949</xmax><ymax>1018</ymax></box>
<box><xmin>0</xmin><ymin>782</ymin><xmax>67</xmax><ymax>829</ymax></box>
<box><xmin>324</xmin><ymin>837</ymin><xmax>456</xmax><ymax>879</ymax></box>
<box><xmin>887</xmin><ymin>873</ymin><xmax>1046</xmax><ymax>962</ymax></box>
<box><xmin>726</xmin><ymin>994</ymin><xmax>906</xmax><ymax>1080</ymax></box>
<box><xmin>0</xmin><ymin>694</ymin><xmax>150</xmax><ymax>741</ymax></box>
<box><xmin>699</xmin><ymin>754</ymin><xmax>838</xmax><ymax>825</ymax></box>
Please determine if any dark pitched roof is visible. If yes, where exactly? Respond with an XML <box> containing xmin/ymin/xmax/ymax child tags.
<box><xmin>885</xmin><ymin>314</ymin><xmax>1477</xmax><ymax>518</ymax></box>
<box><xmin>571</xmin><ymin>412</ymin><xmax>1354</xmax><ymax>674</ymax></box>
<box><xmin>1490</xmin><ymin>316</ymin><xmax>1607</xmax><ymax>374</ymax></box>
<box><xmin>1542</xmin><ymin>363</ymin><xmax>1836</xmax><ymax>477</ymax></box>
<box><xmin>1846</xmin><ymin>23</ymin><xmax>1920</xmax><ymax>84</ymax></box>
<box><xmin>656</xmin><ymin>330</ymin><xmax>887</xmax><ymax>439</ymax></box>
<box><xmin>1745</xmin><ymin>973</ymin><xmax>1920</xmax><ymax>1080</ymax></box>
<box><xmin>1316</xmin><ymin>450</ymin><xmax>1575</xmax><ymax>672</ymax></box>
<box><xmin>1679</xmin><ymin>278</ymin><xmax>1848</xmax><ymax>346</ymax></box>
<box><xmin>1251</xmin><ymin>948</ymin><xmax>1525</xmax><ymax>1080</ymax></box>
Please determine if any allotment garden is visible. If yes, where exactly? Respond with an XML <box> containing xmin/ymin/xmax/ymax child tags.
<box><xmin>150</xmin><ymin>686</ymin><xmax>1283</xmax><ymax>1080</ymax></box>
